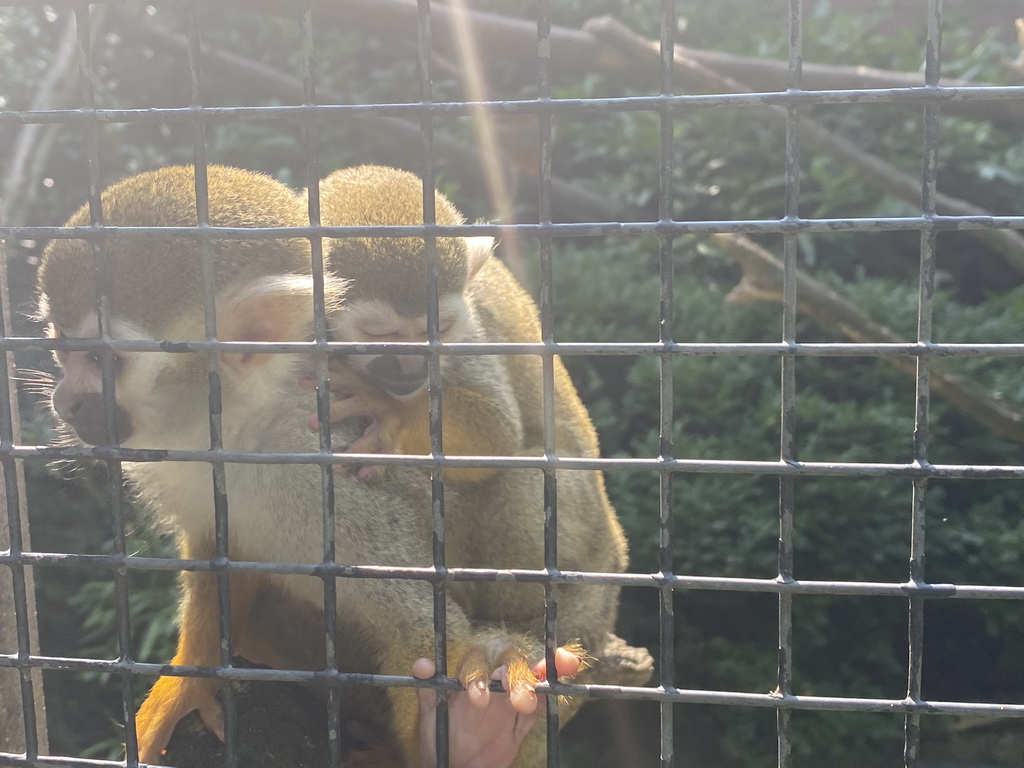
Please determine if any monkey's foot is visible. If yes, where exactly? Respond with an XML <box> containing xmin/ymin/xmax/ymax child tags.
<box><xmin>454</xmin><ymin>640</ymin><xmax>586</xmax><ymax>715</ymax></box>
<box><xmin>306</xmin><ymin>392</ymin><xmax>373</xmax><ymax>432</ymax></box>
<box><xmin>305</xmin><ymin>395</ymin><xmax>390</xmax><ymax>481</ymax></box>
<box><xmin>135</xmin><ymin>676</ymin><xmax>224</xmax><ymax>765</ymax></box>
<box><xmin>339</xmin><ymin>419</ymin><xmax>388</xmax><ymax>481</ymax></box>
<box><xmin>414</xmin><ymin>647</ymin><xmax>583</xmax><ymax>768</ymax></box>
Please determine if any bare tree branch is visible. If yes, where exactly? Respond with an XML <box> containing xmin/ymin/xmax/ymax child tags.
<box><xmin>713</xmin><ymin>232</ymin><xmax>1024</xmax><ymax>445</ymax></box>
<box><xmin>671</xmin><ymin>45</ymin><xmax>1024</xmax><ymax>124</ymax></box>
<box><xmin>135</xmin><ymin>19</ymin><xmax>620</xmax><ymax>224</ymax></box>
<box><xmin>585</xmin><ymin>16</ymin><xmax>1024</xmax><ymax>278</ymax></box>
<box><xmin>234</xmin><ymin>0</ymin><xmax>1024</xmax><ymax>124</ymax></box>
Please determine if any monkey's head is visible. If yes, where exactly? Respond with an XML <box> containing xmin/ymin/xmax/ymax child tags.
<box><xmin>38</xmin><ymin>164</ymin><xmax>338</xmax><ymax>449</ymax></box>
<box><xmin>312</xmin><ymin>165</ymin><xmax>494</xmax><ymax>399</ymax></box>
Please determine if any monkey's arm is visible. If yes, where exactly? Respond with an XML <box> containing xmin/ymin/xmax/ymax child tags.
<box><xmin>316</xmin><ymin>363</ymin><xmax>521</xmax><ymax>484</ymax></box>
<box><xmin>135</xmin><ymin>548</ymin><xmax>268</xmax><ymax>764</ymax></box>
<box><xmin>389</xmin><ymin>385</ymin><xmax>521</xmax><ymax>484</ymax></box>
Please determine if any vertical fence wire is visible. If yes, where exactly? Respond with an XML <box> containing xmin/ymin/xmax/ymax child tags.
<box><xmin>71</xmin><ymin>3</ymin><xmax>140</xmax><ymax>762</ymax></box>
<box><xmin>905</xmin><ymin>2</ymin><xmax>942</xmax><ymax>766</ymax></box>
<box><xmin>182</xmin><ymin>4</ymin><xmax>242</xmax><ymax>765</ymax></box>
<box><xmin>0</xmin><ymin>149</ymin><xmax>39</xmax><ymax>764</ymax></box>
<box><xmin>0</xmin><ymin>277</ymin><xmax>37</xmax><ymax>759</ymax></box>
<box><xmin>297</xmin><ymin>4</ymin><xmax>344</xmax><ymax>766</ymax></box>
<box><xmin>777</xmin><ymin>2</ymin><xmax>803</xmax><ymax>766</ymax></box>
<box><xmin>657</xmin><ymin>3</ymin><xmax>677</xmax><ymax>768</ymax></box>
<box><xmin>414</xmin><ymin>3</ymin><xmax>451</xmax><ymax>766</ymax></box>
<box><xmin>533</xmin><ymin>1</ymin><xmax>561</xmax><ymax>765</ymax></box>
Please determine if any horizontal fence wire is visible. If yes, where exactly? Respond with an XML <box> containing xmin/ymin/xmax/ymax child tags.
<box><xmin>3</xmin><ymin>554</ymin><xmax>1024</xmax><ymax>598</ymax></box>
<box><xmin>2</xmin><ymin>87</ymin><xmax>1024</xmax><ymax>125</ymax></box>
<box><xmin>3</xmin><ymin>1</ymin><xmax>1024</xmax><ymax>767</ymax></box>
<box><xmin>7</xmin><ymin>216</ymin><xmax>1024</xmax><ymax>238</ymax></box>
<box><xmin>9</xmin><ymin>336</ymin><xmax>1024</xmax><ymax>358</ymax></box>
<box><xmin>4</xmin><ymin>652</ymin><xmax>1024</xmax><ymax>717</ymax></box>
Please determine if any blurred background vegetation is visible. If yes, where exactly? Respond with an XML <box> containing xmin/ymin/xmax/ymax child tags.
<box><xmin>2</xmin><ymin>1</ymin><xmax>1023</xmax><ymax>766</ymax></box>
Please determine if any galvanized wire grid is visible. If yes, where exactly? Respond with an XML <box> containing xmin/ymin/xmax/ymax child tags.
<box><xmin>1</xmin><ymin>1</ymin><xmax>1024</xmax><ymax>768</ymax></box>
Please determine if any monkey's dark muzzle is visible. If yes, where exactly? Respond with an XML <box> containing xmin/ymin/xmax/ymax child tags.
<box><xmin>365</xmin><ymin>353</ymin><xmax>428</xmax><ymax>397</ymax></box>
<box><xmin>53</xmin><ymin>390</ymin><xmax>133</xmax><ymax>446</ymax></box>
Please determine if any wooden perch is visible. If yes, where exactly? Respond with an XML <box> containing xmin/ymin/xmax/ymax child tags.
<box><xmin>714</xmin><ymin>232</ymin><xmax>1024</xmax><ymax>445</ymax></box>
<box><xmin>585</xmin><ymin>16</ymin><xmax>1024</xmax><ymax>278</ymax></box>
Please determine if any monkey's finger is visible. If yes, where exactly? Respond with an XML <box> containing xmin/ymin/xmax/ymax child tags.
<box><xmin>308</xmin><ymin>398</ymin><xmax>368</xmax><ymax>431</ymax></box>
<box><xmin>530</xmin><ymin>645</ymin><xmax>585</xmax><ymax>682</ymax></box>
<box><xmin>329</xmin><ymin>396</ymin><xmax>370</xmax><ymax>423</ymax></box>
<box><xmin>457</xmin><ymin>649</ymin><xmax>492</xmax><ymax>710</ymax></box>
<box><xmin>500</xmin><ymin>657</ymin><xmax>538</xmax><ymax>715</ymax></box>
<box><xmin>355</xmin><ymin>464</ymin><xmax>386</xmax><ymax>482</ymax></box>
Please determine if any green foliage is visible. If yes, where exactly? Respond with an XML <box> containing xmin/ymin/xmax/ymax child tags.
<box><xmin>553</xmin><ymin>236</ymin><xmax>1024</xmax><ymax>765</ymax></box>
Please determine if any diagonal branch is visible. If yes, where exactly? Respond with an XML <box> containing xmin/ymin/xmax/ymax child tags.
<box><xmin>714</xmin><ymin>232</ymin><xmax>1024</xmax><ymax>445</ymax></box>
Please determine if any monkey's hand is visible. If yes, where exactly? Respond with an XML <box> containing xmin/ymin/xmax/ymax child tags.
<box><xmin>414</xmin><ymin>646</ymin><xmax>584</xmax><ymax>768</ymax></box>
<box><xmin>135</xmin><ymin>675</ymin><xmax>224</xmax><ymax>764</ymax></box>
<box><xmin>318</xmin><ymin>393</ymin><xmax>392</xmax><ymax>481</ymax></box>
<box><xmin>302</xmin><ymin>366</ymin><xmax>396</xmax><ymax>481</ymax></box>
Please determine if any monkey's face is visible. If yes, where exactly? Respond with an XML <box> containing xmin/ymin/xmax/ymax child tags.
<box><xmin>41</xmin><ymin>272</ymin><xmax>345</xmax><ymax>451</ymax></box>
<box><xmin>43</xmin><ymin>313</ymin><xmax>202</xmax><ymax>449</ymax></box>
<box><xmin>333</xmin><ymin>294</ymin><xmax>470</xmax><ymax>399</ymax></box>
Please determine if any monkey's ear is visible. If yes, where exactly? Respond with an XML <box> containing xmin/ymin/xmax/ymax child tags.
<box><xmin>463</xmin><ymin>236</ymin><xmax>494</xmax><ymax>284</ymax></box>
<box><xmin>216</xmin><ymin>274</ymin><xmax>347</xmax><ymax>374</ymax></box>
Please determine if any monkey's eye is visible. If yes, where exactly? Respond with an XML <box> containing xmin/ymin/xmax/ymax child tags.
<box><xmin>357</xmin><ymin>322</ymin><xmax>404</xmax><ymax>340</ymax></box>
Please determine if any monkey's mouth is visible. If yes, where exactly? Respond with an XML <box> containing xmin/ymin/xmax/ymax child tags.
<box><xmin>363</xmin><ymin>354</ymin><xmax>428</xmax><ymax>398</ymax></box>
<box><xmin>376</xmin><ymin>377</ymin><xmax>425</xmax><ymax>397</ymax></box>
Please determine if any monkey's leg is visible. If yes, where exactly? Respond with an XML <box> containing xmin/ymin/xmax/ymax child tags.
<box><xmin>134</xmin><ymin>563</ymin><xmax>263</xmax><ymax>763</ymax></box>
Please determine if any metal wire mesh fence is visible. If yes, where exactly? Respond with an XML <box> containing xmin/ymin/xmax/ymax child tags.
<box><xmin>2</xmin><ymin>1</ymin><xmax>1024</xmax><ymax>767</ymax></box>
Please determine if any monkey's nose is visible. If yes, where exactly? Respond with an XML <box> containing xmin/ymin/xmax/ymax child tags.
<box><xmin>366</xmin><ymin>354</ymin><xmax>427</xmax><ymax>397</ymax></box>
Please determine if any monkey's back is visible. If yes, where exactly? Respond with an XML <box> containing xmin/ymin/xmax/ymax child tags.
<box><xmin>462</xmin><ymin>255</ymin><xmax>629</xmax><ymax>619</ymax></box>
<box><xmin>468</xmin><ymin>256</ymin><xmax>602</xmax><ymax>462</ymax></box>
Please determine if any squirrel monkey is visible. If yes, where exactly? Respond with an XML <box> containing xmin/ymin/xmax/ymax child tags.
<box><xmin>306</xmin><ymin>164</ymin><xmax>605</xmax><ymax>484</ymax></box>
<box><xmin>39</xmin><ymin>165</ymin><xmax>608</xmax><ymax>768</ymax></box>
<box><xmin>310</xmin><ymin>165</ymin><xmax>630</xmax><ymax>766</ymax></box>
